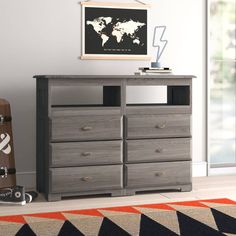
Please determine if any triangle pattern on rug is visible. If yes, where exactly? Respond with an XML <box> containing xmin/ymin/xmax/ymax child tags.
<box><xmin>211</xmin><ymin>208</ymin><xmax>236</xmax><ymax>234</ymax></box>
<box><xmin>24</xmin><ymin>216</ymin><xmax>65</xmax><ymax>236</ymax></box>
<box><xmin>69</xmin><ymin>216</ymin><xmax>103</xmax><ymax>236</ymax></box>
<box><xmin>103</xmin><ymin>212</ymin><xmax>141</xmax><ymax>235</ymax></box>
<box><xmin>213</xmin><ymin>205</ymin><xmax>236</xmax><ymax>220</ymax></box>
<box><xmin>143</xmin><ymin>210</ymin><xmax>180</xmax><ymax>235</ymax></box>
<box><xmin>98</xmin><ymin>217</ymin><xmax>130</xmax><ymax>236</ymax></box>
<box><xmin>139</xmin><ymin>214</ymin><xmax>178</xmax><ymax>236</ymax></box>
<box><xmin>15</xmin><ymin>224</ymin><xmax>36</xmax><ymax>236</ymax></box>
<box><xmin>0</xmin><ymin>221</ymin><xmax>24</xmax><ymax>236</ymax></box>
<box><xmin>177</xmin><ymin>211</ymin><xmax>223</xmax><ymax>236</ymax></box>
<box><xmin>58</xmin><ymin>220</ymin><xmax>84</xmax><ymax>236</ymax></box>
<box><xmin>178</xmin><ymin>207</ymin><xmax>218</xmax><ymax>231</ymax></box>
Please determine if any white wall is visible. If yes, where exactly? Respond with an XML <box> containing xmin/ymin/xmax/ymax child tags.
<box><xmin>0</xmin><ymin>0</ymin><xmax>206</xmax><ymax>187</ymax></box>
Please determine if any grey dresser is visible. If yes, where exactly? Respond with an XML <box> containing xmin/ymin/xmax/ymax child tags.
<box><xmin>34</xmin><ymin>75</ymin><xmax>195</xmax><ymax>201</ymax></box>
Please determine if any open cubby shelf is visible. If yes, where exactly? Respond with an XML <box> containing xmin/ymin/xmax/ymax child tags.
<box><xmin>51</xmin><ymin>85</ymin><xmax>190</xmax><ymax>107</ymax></box>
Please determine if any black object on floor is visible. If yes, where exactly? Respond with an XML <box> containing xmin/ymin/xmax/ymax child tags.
<box><xmin>25</xmin><ymin>191</ymin><xmax>38</xmax><ymax>203</ymax></box>
<box><xmin>0</xmin><ymin>185</ymin><xmax>26</xmax><ymax>205</ymax></box>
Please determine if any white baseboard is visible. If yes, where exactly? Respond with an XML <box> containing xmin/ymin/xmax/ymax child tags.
<box><xmin>16</xmin><ymin>162</ymin><xmax>208</xmax><ymax>189</ymax></box>
<box><xmin>209</xmin><ymin>167</ymin><xmax>236</xmax><ymax>176</ymax></box>
<box><xmin>16</xmin><ymin>171</ymin><xmax>36</xmax><ymax>189</ymax></box>
<box><xmin>192</xmin><ymin>161</ymin><xmax>207</xmax><ymax>177</ymax></box>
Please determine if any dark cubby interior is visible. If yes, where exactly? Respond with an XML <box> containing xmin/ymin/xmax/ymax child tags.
<box><xmin>167</xmin><ymin>86</ymin><xmax>190</xmax><ymax>105</ymax></box>
<box><xmin>103</xmin><ymin>86</ymin><xmax>121</xmax><ymax>106</ymax></box>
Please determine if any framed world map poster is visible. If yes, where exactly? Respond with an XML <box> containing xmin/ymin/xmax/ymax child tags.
<box><xmin>81</xmin><ymin>2</ymin><xmax>150</xmax><ymax>60</ymax></box>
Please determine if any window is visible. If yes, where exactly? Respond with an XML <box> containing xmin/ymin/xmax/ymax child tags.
<box><xmin>208</xmin><ymin>0</ymin><xmax>236</xmax><ymax>169</ymax></box>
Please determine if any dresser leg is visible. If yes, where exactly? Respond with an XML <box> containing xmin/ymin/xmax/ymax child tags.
<box><xmin>124</xmin><ymin>189</ymin><xmax>136</xmax><ymax>196</ymax></box>
<box><xmin>47</xmin><ymin>193</ymin><xmax>62</xmax><ymax>202</ymax></box>
<box><xmin>180</xmin><ymin>184</ymin><xmax>192</xmax><ymax>192</ymax></box>
<box><xmin>111</xmin><ymin>190</ymin><xmax>125</xmax><ymax>197</ymax></box>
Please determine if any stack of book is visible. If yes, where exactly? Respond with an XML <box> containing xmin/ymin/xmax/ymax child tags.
<box><xmin>135</xmin><ymin>67</ymin><xmax>172</xmax><ymax>75</ymax></box>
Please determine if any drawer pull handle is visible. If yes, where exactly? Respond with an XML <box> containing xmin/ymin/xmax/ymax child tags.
<box><xmin>155</xmin><ymin>172</ymin><xmax>164</xmax><ymax>177</ymax></box>
<box><xmin>155</xmin><ymin>123</ymin><xmax>166</xmax><ymax>129</ymax></box>
<box><xmin>81</xmin><ymin>126</ymin><xmax>92</xmax><ymax>131</ymax></box>
<box><xmin>155</xmin><ymin>148</ymin><xmax>163</xmax><ymax>153</ymax></box>
<box><xmin>81</xmin><ymin>176</ymin><xmax>93</xmax><ymax>182</ymax></box>
<box><xmin>82</xmin><ymin>152</ymin><xmax>92</xmax><ymax>157</ymax></box>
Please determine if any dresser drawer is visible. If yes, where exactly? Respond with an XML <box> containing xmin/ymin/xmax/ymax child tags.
<box><xmin>126</xmin><ymin>161</ymin><xmax>191</xmax><ymax>188</ymax></box>
<box><xmin>50</xmin><ymin>165</ymin><xmax>123</xmax><ymax>193</ymax></box>
<box><xmin>50</xmin><ymin>140</ymin><xmax>122</xmax><ymax>167</ymax></box>
<box><xmin>51</xmin><ymin>115</ymin><xmax>122</xmax><ymax>141</ymax></box>
<box><xmin>126</xmin><ymin>138</ymin><xmax>191</xmax><ymax>163</ymax></box>
<box><xmin>127</xmin><ymin>114</ymin><xmax>191</xmax><ymax>139</ymax></box>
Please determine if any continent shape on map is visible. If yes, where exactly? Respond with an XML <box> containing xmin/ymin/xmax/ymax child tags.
<box><xmin>86</xmin><ymin>17</ymin><xmax>145</xmax><ymax>47</ymax></box>
<box><xmin>111</xmin><ymin>20</ymin><xmax>145</xmax><ymax>44</ymax></box>
<box><xmin>86</xmin><ymin>17</ymin><xmax>112</xmax><ymax>46</ymax></box>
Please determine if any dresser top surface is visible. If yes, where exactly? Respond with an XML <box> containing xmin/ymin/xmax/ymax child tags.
<box><xmin>33</xmin><ymin>75</ymin><xmax>196</xmax><ymax>80</ymax></box>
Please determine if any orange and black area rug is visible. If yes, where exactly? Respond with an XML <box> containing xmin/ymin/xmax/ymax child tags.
<box><xmin>1</xmin><ymin>198</ymin><xmax>236</xmax><ymax>236</ymax></box>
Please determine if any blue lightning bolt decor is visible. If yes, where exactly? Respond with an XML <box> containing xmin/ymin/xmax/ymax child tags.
<box><xmin>151</xmin><ymin>26</ymin><xmax>168</xmax><ymax>68</ymax></box>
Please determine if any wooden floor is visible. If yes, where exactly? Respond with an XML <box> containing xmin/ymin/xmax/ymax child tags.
<box><xmin>1</xmin><ymin>175</ymin><xmax>236</xmax><ymax>216</ymax></box>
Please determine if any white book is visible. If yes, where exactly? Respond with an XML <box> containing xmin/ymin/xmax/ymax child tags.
<box><xmin>134</xmin><ymin>71</ymin><xmax>173</xmax><ymax>75</ymax></box>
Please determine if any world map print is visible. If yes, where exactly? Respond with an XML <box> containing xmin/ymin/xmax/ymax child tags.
<box><xmin>86</xmin><ymin>17</ymin><xmax>146</xmax><ymax>48</ymax></box>
<box><xmin>84</xmin><ymin>7</ymin><xmax>147</xmax><ymax>55</ymax></box>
